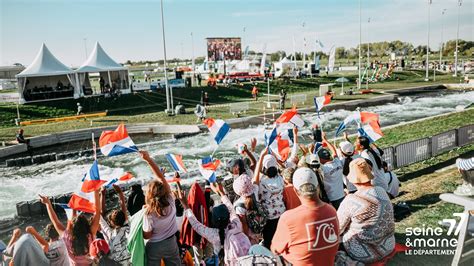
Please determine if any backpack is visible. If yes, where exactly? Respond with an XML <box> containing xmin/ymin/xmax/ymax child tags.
<box><xmin>236</xmin><ymin>255</ymin><xmax>278</xmax><ymax>266</ymax></box>
<box><xmin>224</xmin><ymin>229</ymin><xmax>252</xmax><ymax>264</ymax></box>
<box><xmin>236</xmin><ymin>194</ymin><xmax>268</xmax><ymax>234</ymax></box>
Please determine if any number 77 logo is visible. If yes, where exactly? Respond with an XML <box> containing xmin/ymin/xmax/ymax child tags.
<box><xmin>441</xmin><ymin>212</ymin><xmax>469</xmax><ymax>236</ymax></box>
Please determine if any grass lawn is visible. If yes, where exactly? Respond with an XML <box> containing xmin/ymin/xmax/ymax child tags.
<box><xmin>389</xmin><ymin>166</ymin><xmax>466</xmax><ymax>265</ymax></box>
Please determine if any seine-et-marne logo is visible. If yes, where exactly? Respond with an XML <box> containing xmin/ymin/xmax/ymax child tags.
<box><xmin>404</xmin><ymin>213</ymin><xmax>468</xmax><ymax>256</ymax></box>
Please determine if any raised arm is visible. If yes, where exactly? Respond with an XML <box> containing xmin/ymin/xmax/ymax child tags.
<box><xmin>113</xmin><ymin>184</ymin><xmax>128</xmax><ymax>222</ymax></box>
<box><xmin>90</xmin><ymin>190</ymin><xmax>101</xmax><ymax>237</ymax></box>
<box><xmin>100</xmin><ymin>188</ymin><xmax>107</xmax><ymax>218</ymax></box>
<box><xmin>26</xmin><ymin>226</ymin><xmax>49</xmax><ymax>253</ymax></box>
<box><xmin>343</xmin><ymin>132</ymin><xmax>350</xmax><ymax>142</ymax></box>
<box><xmin>242</xmin><ymin>144</ymin><xmax>257</xmax><ymax>172</ymax></box>
<box><xmin>322</xmin><ymin>132</ymin><xmax>337</xmax><ymax>156</ymax></box>
<box><xmin>140</xmin><ymin>150</ymin><xmax>171</xmax><ymax>194</ymax></box>
<box><xmin>252</xmin><ymin>147</ymin><xmax>268</xmax><ymax>185</ymax></box>
<box><xmin>39</xmin><ymin>195</ymin><xmax>65</xmax><ymax>236</ymax></box>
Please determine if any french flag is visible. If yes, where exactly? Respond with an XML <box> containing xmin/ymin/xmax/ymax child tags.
<box><xmin>275</xmin><ymin>109</ymin><xmax>305</xmax><ymax>128</ymax></box>
<box><xmin>265</xmin><ymin>127</ymin><xmax>278</xmax><ymax>147</ymax></box>
<box><xmin>55</xmin><ymin>203</ymin><xmax>74</xmax><ymax>220</ymax></box>
<box><xmin>105</xmin><ymin>172</ymin><xmax>134</xmax><ymax>188</ymax></box>
<box><xmin>199</xmin><ymin>156</ymin><xmax>220</xmax><ymax>183</ymax></box>
<box><xmin>269</xmin><ymin>129</ymin><xmax>294</xmax><ymax>161</ymax></box>
<box><xmin>165</xmin><ymin>154</ymin><xmax>187</xmax><ymax>173</ymax></box>
<box><xmin>313</xmin><ymin>95</ymin><xmax>332</xmax><ymax>117</ymax></box>
<box><xmin>68</xmin><ymin>190</ymin><xmax>95</xmax><ymax>214</ymax></box>
<box><xmin>358</xmin><ymin>121</ymin><xmax>384</xmax><ymax>143</ymax></box>
<box><xmin>81</xmin><ymin>161</ymin><xmax>106</xmax><ymax>193</ymax></box>
<box><xmin>99</xmin><ymin>124</ymin><xmax>137</xmax><ymax>157</ymax></box>
<box><xmin>203</xmin><ymin>118</ymin><xmax>230</xmax><ymax>145</ymax></box>
<box><xmin>335</xmin><ymin>111</ymin><xmax>380</xmax><ymax>136</ymax></box>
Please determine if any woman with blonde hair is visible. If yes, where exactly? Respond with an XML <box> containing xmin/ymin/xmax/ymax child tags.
<box><xmin>139</xmin><ymin>151</ymin><xmax>181</xmax><ymax>265</ymax></box>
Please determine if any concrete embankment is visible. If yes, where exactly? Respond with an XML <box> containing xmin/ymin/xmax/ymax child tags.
<box><xmin>0</xmin><ymin>124</ymin><xmax>201</xmax><ymax>161</ymax></box>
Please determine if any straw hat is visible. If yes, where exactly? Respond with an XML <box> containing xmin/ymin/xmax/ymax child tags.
<box><xmin>347</xmin><ymin>158</ymin><xmax>374</xmax><ymax>184</ymax></box>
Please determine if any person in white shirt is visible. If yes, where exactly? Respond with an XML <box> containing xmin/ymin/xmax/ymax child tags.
<box><xmin>383</xmin><ymin>162</ymin><xmax>400</xmax><ymax>199</ymax></box>
<box><xmin>26</xmin><ymin>224</ymin><xmax>69</xmax><ymax>266</ymax></box>
<box><xmin>319</xmin><ymin>133</ymin><xmax>345</xmax><ymax>209</ymax></box>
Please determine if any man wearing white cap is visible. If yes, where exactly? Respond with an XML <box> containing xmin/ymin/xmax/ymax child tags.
<box><xmin>271</xmin><ymin>167</ymin><xmax>339</xmax><ymax>266</ymax></box>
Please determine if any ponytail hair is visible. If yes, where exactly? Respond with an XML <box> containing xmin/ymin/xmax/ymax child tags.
<box><xmin>358</xmin><ymin>136</ymin><xmax>383</xmax><ymax>169</ymax></box>
<box><xmin>342</xmin><ymin>152</ymin><xmax>353</xmax><ymax>176</ymax></box>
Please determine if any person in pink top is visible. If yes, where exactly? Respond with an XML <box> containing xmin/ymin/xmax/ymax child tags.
<box><xmin>272</xmin><ymin>167</ymin><xmax>339</xmax><ymax>266</ymax></box>
<box><xmin>39</xmin><ymin>190</ymin><xmax>101</xmax><ymax>266</ymax></box>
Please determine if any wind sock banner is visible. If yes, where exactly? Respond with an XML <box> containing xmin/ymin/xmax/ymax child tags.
<box><xmin>203</xmin><ymin>118</ymin><xmax>230</xmax><ymax>145</ymax></box>
<box><xmin>165</xmin><ymin>154</ymin><xmax>187</xmax><ymax>173</ymax></box>
<box><xmin>100</xmin><ymin>124</ymin><xmax>137</xmax><ymax>157</ymax></box>
<box><xmin>199</xmin><ymin>156</ymin><xmax>220</xmax><ymax>183</ymax></box>
<box><xmin>81</xmin><ymin>160</ymin><xmax>106</xmax><ymax>193</ymax></box>
<box><xmin>275</xmin><ymin>109</ymin><xmax>305</xmax><ymax>128</ymax></box>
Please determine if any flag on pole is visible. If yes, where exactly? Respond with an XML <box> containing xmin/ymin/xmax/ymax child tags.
<box><xmin>99</xmin><ymin>124</ymin><xmax>137</xmax><ymax>156</ymax></box>
<box><xmin>199</xmin><ymin>156</ymin><xmax>220</xmax><ymax>183</ymax></box>
<box><xmin>203</xmin><ymin>118</ymin><xmax>230</xmax><ymax>145</ymax></box>
<box><xmin>81</xmin><ymin>160</ymin><xmax>106</xmax><ymax>193</ymax></box>
<box><xmin>68</xmin><ymin>190</ymin><xmax>95</xmax><ymax>214</ymax></box>
<box><xmin>275</xmin><ymin>109</ymin><xmax>305</xmax><ymax>128</ymax></box>
<box><xmin>265</xmin><ymin>127</ymin><xmax>278</xmax><ymax>147</ymax></box>
<box><xmin>104</xmin><ymin>172</ymin><xmax>134</xmax><ymax>188</ymax></box>
<box><xmin>358</xmin><ymin>121</ymin><xmax>383</xmax><ymax>143</ymax></box>
<box><xmin>335</xmin><ymin>111</ymin><xmax>380</xmax><ymax>136</ymax></box>
<box><xmin>165</xmin><ymin>154</ymin><xmax>187</xmax><ymax>173</ymax></box>
<box><xmin>269</xmin><ymin>130</ymin><xmax>294</xmax><ymax>161</ymax></box>
<box><xmin>313</xmin><ymin>95</ymin><xmax>332</xmax><ymax>117</ymax></box>
<box><xmin>55</xmin><ymin>203</ymin><xmax>74</xmax><ymax>220</ymax></box>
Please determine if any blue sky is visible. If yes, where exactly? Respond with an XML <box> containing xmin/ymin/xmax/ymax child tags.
<box><xmin>0</xmin><ymin>0</ymin><xmax>472</xmax><ymax>66</ymax></box>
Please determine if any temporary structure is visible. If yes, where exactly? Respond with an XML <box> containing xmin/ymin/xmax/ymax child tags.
<box><xmin>335</xmin><ymin>77</ymin><xmax>350</xmax><ymax>95</ymax></box>
<box><xmin>16</xmin><ymin>43</ymin><xmax>78</xmax><ymax>103</ymax></box>
<box><xmin>273</xmin><ymin>57</ymin><xmax>297</xmax><ymax>78</ymax></box>
<box><xmin>76</xmin><ymin>42</ymin><xmax>128</xmax><ymax>95</ymax></box>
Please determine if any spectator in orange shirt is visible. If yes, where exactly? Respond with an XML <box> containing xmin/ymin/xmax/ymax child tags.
<box><xmin>251</xmin><ymin>86</ymin><xmax>258</xmax><ymax>101</ymax></box>
<box><xmin>271</xmin><ymin>167</ymin><xmax>339</xmax><ymax>266</ymax></box>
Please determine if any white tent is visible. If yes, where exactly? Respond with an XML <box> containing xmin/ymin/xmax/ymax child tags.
<box><xmin>76</xmin><ymin>42</ymin><xmax>129</xmax><ymax>95</ymax></box>
<box><xmin>16</xmin><ymin>43</ymin><xmax>78</xmax><ymax>103</ymax></box>
<box><xmin>273</xmin><ymin>57</ymin><xmax>297</xmax><ymax>78</ymax></box>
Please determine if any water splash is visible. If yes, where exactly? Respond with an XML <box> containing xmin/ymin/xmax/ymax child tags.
<box><xmin>0</xmin><ymin>90</ymin><xmax>473</xmax><ymax>219</ymax></box>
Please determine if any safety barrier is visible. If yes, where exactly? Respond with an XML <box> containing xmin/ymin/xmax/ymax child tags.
<box><xmin>19</xmin><ymin>112</ymin><xmax>107</xmax><ymax>126</ymax></box>
<box><xmin>229</xmin><ymin>102</ymin><xmax>250</xmax><ymax>116</ymax></box>
<box><xmin>290</xmin><ymin>94</ymin><xmax>307</xmax><ymax>105</ymax></box>
<box><xmin>389</xmin><ymin>124</ymin><xmax>474</xmax><ymax>169</ymax></box>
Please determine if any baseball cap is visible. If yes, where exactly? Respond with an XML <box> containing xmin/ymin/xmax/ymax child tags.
<box><xmin>89</xmin><ymin>239</ymin><xmax>110</xmax><ymax>258</ymax></box>
<box><xmin>305</xmin><ymin>154</ymin><xmax>320</xmax><ymax>168</ymax></box>
<box><xmin>317</xmin><ymin>148</ymin><xmax>331</xmax><ymax>161</ymax></box>
<box><xmin>339</xmin><ymin>141</ymin><xmax>354</xmax><ymax>155</ymax></box>
<box><xmin>293</xmin><ymin>167</ymin><xmax>318</xmax><ymax>191</ymax></box>
<box><xmin>263</xmin><ymin>154</ymin><xmax>278</xmax><ymax>169</ymax></box>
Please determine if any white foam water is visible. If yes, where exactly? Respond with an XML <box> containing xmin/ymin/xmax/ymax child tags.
<box><xmin>0</xmin><ymin>90</ymin><xmax>473</xmax><ymax>219</ymax></box>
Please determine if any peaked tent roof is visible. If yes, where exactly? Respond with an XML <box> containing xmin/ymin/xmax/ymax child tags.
<box><xmin>76</xmin><ymin>42</ymin><xmax>126</xmax><ymax>72</ymax></box>
<box><xmin>16</xmin><ymin>43</ymin><xmax>73</xmax><ymax>77</ymax></box>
